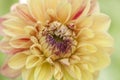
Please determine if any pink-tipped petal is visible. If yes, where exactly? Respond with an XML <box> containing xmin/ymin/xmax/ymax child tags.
<box><xmin>0</xmin><ymin>41</ymin><xmax>28</xmax><ymax>54</ymax></box>
<box><xmin>0</xmin><ymin>18</ymin><xmax>6</xmax><ymax>36</ymax></box>
<box><xmin>88</xmin><ymin>0</ymin><xmax>100</xmax><ymax>14</ymax></box>
<box><xmin>11</xmin><ymin>4</ymin><xmax>36</xmax><ymax>24</ymax></box>
<box><xmin>9</xmin><ymin>36</ymin><xmax>32</xmax><ymax>48</ymax></box>
<box><xmin>72</xmin><ymin>0</ymin><xmax>87</xmax><ymax>20</ymax></box>
<box><xmin>0</xmin><ymin>63</ymin><xmax>21</xmax><ymax>78</ymax></box>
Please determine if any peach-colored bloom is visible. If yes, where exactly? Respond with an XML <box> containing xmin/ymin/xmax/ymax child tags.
<box><xmin>0</xmin><ymin>0</ymin><xmax>113</xmax><ymax>80</ymax></box>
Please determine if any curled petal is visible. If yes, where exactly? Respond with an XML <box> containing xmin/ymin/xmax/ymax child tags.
<box><xmin>26</xmin><ymin>55</ymin><xmax>44</xmax><ymax>69</ymax></box>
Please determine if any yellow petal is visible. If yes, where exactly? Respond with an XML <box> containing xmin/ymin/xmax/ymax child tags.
<box><xmin>76</xmin><ymin>16</ymin><xmax>93</xmax><ymax>29</ymax></box>
<box><xmin>89</xmin><ymin>51</ymin><xmax>110</xmax><ymax>71</ymax></box>
<box><xmin>22</xmin><ymin>68</ymin><xmax>34</xmax><ymax>80</ymax></box>
<box><xmin>77</xmin><ymin>28</ymin><xmax>95</xmax><ymax>40</ymax></box>
<box><xmin>81</xmin><ymin>68</ymin><xmax>93</xmax><ymax>80</ymax></box>
<box><xmin>44</xmin><ymin>0</ymin><xmax>59</xmax><ymax>10</ymax></box>
<box><xmin>26</xmin><ymin>55</ymin><xmax>41</xmax><ymax>69</ymax></box>
<box><xmin>88</xmin><ymin>32</ymin><xmax>114</xmax><ymax>48</ymax></box>
<box><xmin>81</xmin><ymin>50</ymin><xmax>110</xmax><ymax>71</ymax></box>
<box><xmin>34</xmin><ymin>63</ymin><xmax>54</xmax><ymax>80</ymax></box>
<box><xmin>70</xmin><ymin>65</ymin><xmax>82</xmax><ymax>80</ymax></box>
<box><xmin>91</xmin><ymin>13</ymin><xmax>111</xmax><ymax>31</ymax></box>
<box><xmin>61</xmin><ymin>65</ymin><xmax>76</xmax><ymax>80</ymax></box>
<box><xmin>77</xmin><ymin>43</ymin><xmax>97</xmax><ymax>55</ymax></box>
<box><xmin>56</xmin><ymin>1</ymin><xmax>72</xmax><ymax>23</ymax></box>
<box><xmin>54</xmin><ymin>63</ymin><xmax>63</xmax><ymax>80</ymax></box>
<box><xmin>27</xmin><ymin>0</ymin><xmax>47</xmax><ymax>22</ymax></box>
<box><xmin>2</xmin><ymin>18</ymin><xmax>27</xmax><ymax>37</ymax></box>
<box><xmin>8</xmin><ymin>53</ymin><xmax>28</xmax><ymax>70</ymax></box>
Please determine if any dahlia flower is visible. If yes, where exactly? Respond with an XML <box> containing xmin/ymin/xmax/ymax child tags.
<box><xmin>0</xmin><ymin>0</ymin><xmax>113</xmax><ymax>80</ymax></box>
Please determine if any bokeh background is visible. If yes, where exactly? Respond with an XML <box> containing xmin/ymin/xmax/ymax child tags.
<box><xmin>0</xmin><ymin>0</ymin><xmax>119</xmax><ymax>80</ymax></box>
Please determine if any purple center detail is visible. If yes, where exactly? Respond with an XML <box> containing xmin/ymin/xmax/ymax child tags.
<box><xmin>46</xmin><ymin>35</ymin><xmax>71</xmax><ymax>55</ymax></box>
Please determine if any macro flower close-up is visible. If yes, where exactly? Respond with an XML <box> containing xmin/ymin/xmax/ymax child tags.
<box><xmin>0</xmin><ymin>0</ymin><xmax>114</xmax><ymax>80</ymax></box>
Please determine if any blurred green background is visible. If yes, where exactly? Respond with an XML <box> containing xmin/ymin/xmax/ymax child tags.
<box><xmin>0</xmin><ymin>0</ymin><xmax>119</xmax><ymax>80</ymax></box>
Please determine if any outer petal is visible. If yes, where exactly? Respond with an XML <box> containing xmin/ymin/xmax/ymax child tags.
<box><xmin>27</xmin><ymin>0</ymin><xmax>48</xmax><ymax>22</ymax></box>
<box><xmin>72</xmin><ymin>0</ymin><xmax>91</xmax><ymax>20</ymax></box>
<box><xmin>22</xmin><ymin>68</ymin><xmax>34</xmax><ymax>80</ymax></box>
<box><xmin>8</xmin><ymin>52</ymin><xmax>28</xmax><ymax>70</ymax></box>
<box><xmin>12</xmin><ymin>4</ymin><xmax>36</xmax><ymax>24</ymax></box>
<box><xmin>0</xmin><ymin>40</ymin><xmax>27</xmax><ymax>54</ymax></box>
<box><xmin>0</xmin><ymin>63</ymin><xmax>20</xmax><ymax>78</ymax></box>
<box><xmin>44</xmin><ymin>0</ymin><xmax>59</xmax><ymax>10</ymax></box>
<box><xmin>88</xmin><ymin>32</ymin><xmax>114</xmax><ymax>49</ymax></box>
<box><xmin>56</xmin><ymin>0</ymin><xmax>72</xmax><ymax>23</ymax></box>
<box><xmin>81</xmin><ymin>68</ymin><xmax>93</xmax><ymax>80</ymax></box>
<box><xmin>88</xmin><ymin>0</ymin><xmax>100</xmax><ymax>14</ymax></box>
<box><xmin>91</xmin><ymin>13</ymin><xmax>111</xmax><ymax>32</ymax></box>
<box><xmin>0</xmin><ymin>18</ymin><xmax>6</xmax><ymax>36</ymax></box>
<box><xmin>69</xmin><ymin>0</ymin><xmax>83</xmax><ymax>17</ymax></box>
<box><xmin>2</xmin><ymin>17</ymin><xmax>27</xmax><ymax>37</ymax></box>
<box><xmin>34</xmin><ymin>63</ymin><xmax>54</xmax><ymax>80</ymax></box>
<box><xmin>81</xmin><ymin>51</ymin><xmax>110</xmax><ymax>72</ymax></box>
<box><xmin>9</xmin><ymin>36</ymin><xmax>32</xmax><ymax>48</ymax></box>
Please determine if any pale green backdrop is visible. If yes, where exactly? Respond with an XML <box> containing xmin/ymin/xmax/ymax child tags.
<box><xmin>0</xmin><ymin>0</ymin><xmax>120</xmax><ymax>80</ymax></box>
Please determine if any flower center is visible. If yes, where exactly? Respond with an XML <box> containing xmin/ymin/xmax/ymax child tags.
<box><xmin>39</xmin><ymin>21</ymin><xmax>77</xmax><ymax>57</ymax></box>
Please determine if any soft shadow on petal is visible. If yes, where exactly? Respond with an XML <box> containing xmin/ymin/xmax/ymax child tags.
<box><xmin>22</xmin><ymin>68</ymin><xmax>34</xmax><ymax>80</ymax></box>
<box><xmin>34</xmin><ymin>62</ymin><xmax>54</xmax><ymax>80</ymax></box>
<box><xmin>26</xmin><ymin>55</ymin><xmax>41</xmax><ymax>69</ymax></box>
<box><xmin>91</xmin><ymin>13</ymin><xmax>111</xmax><ymax>32</ymax></box>
<box><xmin>8</xmin><ymin>52</ymin><xmax>28</xmax><ymax>70</ymax></box>
<box><xmin>56</xmin><ymin>0</ymin><xmax>72</xmax><ymax>23</ymax></box>
<box><xmin>27</xmin><ymin>0</ymin><xmax>48</xmax><ymax>22</ymax></box>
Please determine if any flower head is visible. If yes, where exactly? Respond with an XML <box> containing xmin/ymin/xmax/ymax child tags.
<box><xmin>0</xmin><ymin>0</ymin><xmax>113</xmax><ymax>80</ymax></box>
